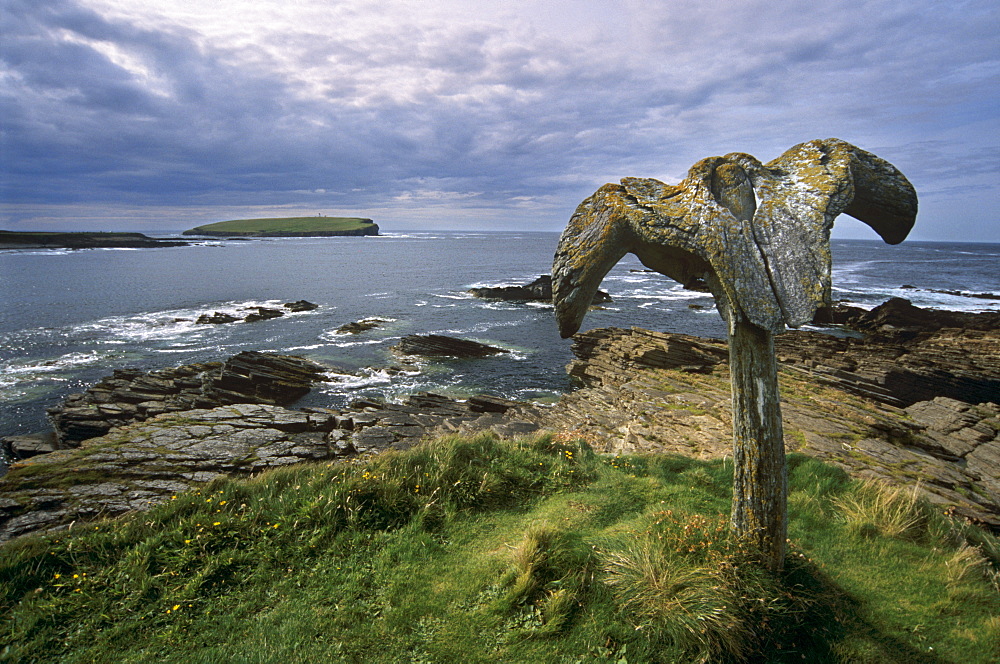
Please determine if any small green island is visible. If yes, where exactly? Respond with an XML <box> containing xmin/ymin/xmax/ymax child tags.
<box><xmin>182</xmin><ymin>216</ymin><xmax>379</xmax><ymax>237</ymax></box>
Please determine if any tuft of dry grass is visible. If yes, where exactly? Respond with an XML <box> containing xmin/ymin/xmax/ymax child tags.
<box><xmin>600</xmin><ymin>513</ymin><xmax>755</xmax><ymax>663</ymax></box>
<box><xmin>833</xmin><ymin>479</ymin><xmax>925</xmax><ymax>540</ymax></box>
<box><xmin>946</xmin><ymin>544</ymin><xmax>990</xmax><ymax>590</ymax></box>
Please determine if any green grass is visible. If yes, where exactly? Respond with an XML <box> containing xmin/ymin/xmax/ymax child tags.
<box><xmin>184</xmin><ymin>217</ymin><xmax>376</xmax><ymax>235</ymax></box>
<box><xmin>2</xmin><ymin>434</ymin><xmax>998</xmax><ymax>663</ymax></box>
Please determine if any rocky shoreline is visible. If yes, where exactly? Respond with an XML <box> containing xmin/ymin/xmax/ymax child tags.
<box><xmin>1</xmin><ymin>298</ymin><xmax>998</xmax><ymax>543</ymax></box>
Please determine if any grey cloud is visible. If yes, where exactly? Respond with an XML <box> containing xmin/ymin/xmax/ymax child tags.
<box><xmin>1</xmin><ymin>0</ymin><xmax>997</xmax><ymax>240</ymax></box>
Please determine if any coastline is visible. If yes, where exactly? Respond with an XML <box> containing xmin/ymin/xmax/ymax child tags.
<box><xmin>0</xmin><ymin>230</ymin><xmax>188</xmax><ymax>250</ymax></box>
<box><xmin>2</xmin><ymin>298</ymin><xmax>998</xmax><ymax>543</ymax></box>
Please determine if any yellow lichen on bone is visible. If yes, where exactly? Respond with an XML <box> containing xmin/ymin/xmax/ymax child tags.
<box><xmin>551</xmin><ymin>138</ymin><xmax>917</xmax><ymax>338</ymax></box>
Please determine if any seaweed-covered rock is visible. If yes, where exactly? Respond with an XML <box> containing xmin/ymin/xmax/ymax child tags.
<box><xmin>470</xmin><ymin>275</ymin><xmax>611</xmax><ymax>304</ymax></box>
<box><xmin>243</xmin><ymin>307</ymin><xmax>285</xmax><ymax>322</ymax></box>
<box><xmin>391</xmin><ymin>335</ymin><xmax>509</xmax><ymax>358</ymax></box>
<box><xmin>196</xmin><ymin>312</ymin><xmax>240</xmax><ymax>324</ymax></box>
<box><xmin>336</xmin><ymin>318</ymin><xmax>387</xmax><ymax>334</ymax></box>
<box><xmin>283</xmin><ymin>300</ymin><xmax>319</xmax><ymax>312</ymax></box>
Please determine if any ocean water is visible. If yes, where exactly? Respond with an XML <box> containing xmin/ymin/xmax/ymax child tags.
<box><xmin>2</xmin><ymin>233</ymin><xmax>998</xmax><ymax>446</ymax></box>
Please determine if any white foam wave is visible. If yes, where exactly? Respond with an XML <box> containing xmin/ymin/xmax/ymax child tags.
<box><xmin>317</xmin><ymin>332</ymin><xmax>399</xmax><ymax>348</ymax></box>
<box><xmin>376</xmin><ymin>233</ymin><xmax>447</xmax><ymax>240</ymax></box>
<box><xmin>604</xmin><ymin>274</ymin><xmax>657</xmax><ymax>284</ymax></box>
<box><xmin>0</xmin><ymin>350</ymin><xmax>112</xmax><ymax>400</ymax></box>
<box><xmin>835</xmin><ymin>286</ymin><xmax>1000</xmax><ymax>313</ymax></box>
<box><xmin>66</xmin><ymin>299</ymin><xmax>322</xmax><ymax>344</ymax></box>
<box><xmin>620</xmin><ymin>289</ymin><xmax>707</xmax><ymax>301</ymax></box>
<box><xmin>281</xmin><ymin>344</ymin><xmax>327</xmax><ymax>352</ymax></box>
<box><xmin>434</xmin><ymin>293</ymin><xmax>475</xmax><ymax>301</ymax></box>
<box><xmin>478</xmin><ymin>302</ymin><xmax>522</xmax><ymax>311</ymax></box>
<box><xmin>0</xmin><ymin>300</ymin><xmax>325</xmax><ymax>360</ymax></box>
<box><xmin>465</xmin><ymin>276</ymin><xmax>540</xmax><ymax>289</ymax></box>
<box><xmin>318</xmin><ymin>366</ymin><xmax>424</xmax><ymax>395</ymax></box>
<box><xmin>1</xmin><ymin>248</ymin><xmax>76</xmax><ymax>256</ymax></box>
<box><xmin>1</xmin><ymin>351</ymin><xmax>107</xmax><ymax>378</ymax></box>
<box><xmin>428</xmin><ymin>318</ymin><xmax>526</xmax><ymax>337</ymax></box>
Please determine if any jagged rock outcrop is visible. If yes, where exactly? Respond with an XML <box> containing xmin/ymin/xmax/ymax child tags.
<box><xmin>45</xmin><ymin>352</ymin><xmax>328</xmax><ymax>447</ymax></box>
<box><xmin>470</xmin><ymin>275</ymin><xmax>611</xmax><ymax>304</ymax></box>
<box><xmin>392</xmin><ymin>335</ymin><xmax>509</xmax><ymax>358</ymax></box>
<box><xmin>530</xmin><ymin>319</ymin><xmax>1000</xmax><ymax>530</ymax></box>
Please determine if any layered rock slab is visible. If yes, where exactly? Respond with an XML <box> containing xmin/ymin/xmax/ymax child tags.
<box><xmin>0</xmin><ymin>392</ymin><xmax>546</xmax><ymax>543</ymax></box>
<box><xmin>0</xmin><ymin>404</ymin><xmax>347</xmax><ymax>542</ymax></box>
<box><xmin>44</xmin><ymin>352</ymin><xmax>329</xmax><ymax>448</ymax></box>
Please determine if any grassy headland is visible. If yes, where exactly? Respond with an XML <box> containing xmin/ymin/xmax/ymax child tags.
<box><xmin>2</xmin><ymin>433</ymin><xmax>997</xmax><ymax>663</ymax></box>
<box><xmin>182</xmin><ymin>217</ymin><xmax>379</xmax><ymax>237</ymax></box>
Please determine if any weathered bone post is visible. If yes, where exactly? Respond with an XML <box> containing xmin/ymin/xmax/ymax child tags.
<box><xmin>551</xmin><ymin>138</ymin><xmax>917</xmax><ymax>571</ymax></box>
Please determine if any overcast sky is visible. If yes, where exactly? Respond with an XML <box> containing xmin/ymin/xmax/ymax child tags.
<box><xmin>1</xmin><ymin>0</ymin><xmax>997</xmax><ymax>240</ymax></box>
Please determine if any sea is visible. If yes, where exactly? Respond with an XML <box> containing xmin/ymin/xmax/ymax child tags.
<box><xmin>2</xmin><ymin>233</ymin><xmax>999</xmax><ymax>458</ymax></box>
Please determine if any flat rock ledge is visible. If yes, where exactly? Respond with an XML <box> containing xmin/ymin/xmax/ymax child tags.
<box><xmin>0</xmin><ymin>393</ymin><xmax>546</xmax><ymax>543</ymax></box>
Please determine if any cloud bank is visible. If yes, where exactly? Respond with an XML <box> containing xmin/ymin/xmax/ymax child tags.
<box><xmin>1</xmin><ymin>0</ymin><xmax>997</xmax><ymax>240</ymax></box>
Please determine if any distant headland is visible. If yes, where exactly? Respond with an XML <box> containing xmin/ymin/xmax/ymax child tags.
<box><xmin>182</xmin><ymin>216</ymin><xmax>380</xmax><ymax>237</ymax></box>
<box><xmin>0</xmin><ymin>230</ymin><xmax>188</xmax><ymax>250</ymax></box>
